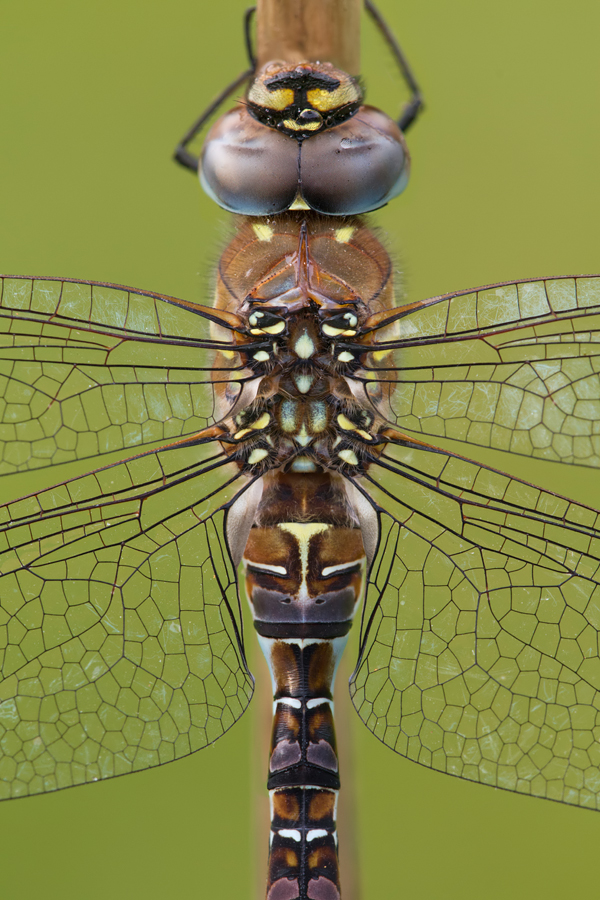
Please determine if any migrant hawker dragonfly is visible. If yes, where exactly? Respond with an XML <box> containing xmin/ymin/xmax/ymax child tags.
<box><xmin>1</xmin><ymin>1</ymin><xmax>600</xmax><ymax>900</ymax></box>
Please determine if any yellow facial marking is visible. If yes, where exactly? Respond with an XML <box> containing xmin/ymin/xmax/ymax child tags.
<box><xmin>335</xmin><ymin>226</ymin><xmax>355</xmax><ymax>244</ymax></box>
<box><xmin>306</xmin><ymin>81</ymin><xmax>359</xmax><ymax>111</ymax></box>
<box><xmin>282</xmin><ymin>118</ymin><xmax>302</xmax><ymax>131</ymax></box>
<box><xmin>281</xmin><ymin>116</ymin><xmax>321</xmax><ymax>132</ymax></box>
<box><xmin>252</xmin><ymin>223</ymin><xmax>274</xmax><ymax>242</ymax></box>
<box><xmin>248</xmin><ymin>81</ymin><xmax>294</xmax><ymax>110</ymax></box>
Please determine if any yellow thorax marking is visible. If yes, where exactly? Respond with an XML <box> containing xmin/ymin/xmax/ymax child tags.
<box><xmin>334</xmin><ymin>226</ymin><xmax>355</xmax><ymax>244</ymax></box>
<box><xmin>252</xmin><ymin>223</ymin><xmax>274</xmax><ymax>242</ymax></box>
<box><xmin>294</xmin><ymin>373</ymin><xmax>314</xmax><ymax>394</ymax></box>
<box><xmin>252</xmin><ymin>412</ymin><xmax>271</xmax><ymax>430</ymax></box>
<box><xmin>294</xmin><ymin>330</ymin><xmax>315</xmax><ymax>358</ymax></box>
<box><xmin>372</xmin><ymin>349</ymin><xmax>392</xmax><ymax>362</ymax></box>
<box><xmin>279</xmin><ymin>522</ymin><xmax>330</xmax><ymax>581</ymax></box>
<box><xmin>309</xmin><ymin>402</ymin><xmax>327</xmax><ymax>432</ymax></box>
<box><xmin>337</xmin><ymin>413</ymin><xmax>355</xmax><ymax>431</ymax></box>
<box><xmin>338</xmin><ymin>449</ymin><xmax>358</xmax><ymax>466</ymax></box>
<box><xmin>248</xmin><ymin>448</ymin><xmax>269</xmax><ymax>465</ymax></box>
<box><xmin>210</xmin><ymin>320</ymin><xmax>235</xmax><ymax>358</ymax></box>
<box><xmin>234</xmin><ymin>411</ymin><xmax>271</xmax><ymax>440</ymax></box>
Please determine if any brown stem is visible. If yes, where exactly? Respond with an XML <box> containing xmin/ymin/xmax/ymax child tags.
<box><xmin>255</xmin><ymin>0</ymin><xmax>362</xmax><ymax>73</ymax></box>
<box><xmin>335</xmin><ymin>652</ymin><xmax>360</xmax><ymax>900</ymax></box>
<box><xmin>252</xmin><ymin>651</ymin><xmax>273</xmax><ymax>900</ymax></box>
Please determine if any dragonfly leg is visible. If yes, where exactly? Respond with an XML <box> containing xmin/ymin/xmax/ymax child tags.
<box><xmin>364</xmin><ymin>0</ymin><xmax>424</xmax><ymax>131</ymax></box>
<box><xmin>173</xmin><ymin>67</ymin><xmax>253</xmax><ymax>172</ymax></box>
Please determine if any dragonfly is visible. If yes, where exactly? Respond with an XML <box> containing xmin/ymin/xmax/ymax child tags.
<box><xmin>1</xmin><ymin>4</ymin><xmax>600</xmax><ymax>900</ymax></box>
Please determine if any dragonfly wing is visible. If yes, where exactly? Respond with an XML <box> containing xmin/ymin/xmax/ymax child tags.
<box><xmin>350</xmin><ymin>437</ymin><xmax>600</xmax><ymax>809</ymax></box>
<box><xmin>0</xmin><ymin>436</ymin><xmax>254</xmax><ymax>799</ymax></box>
<box><xmin>363</xmin><ymin>275</ymin><xmax>600</xmax><ymax>467</ymax></box>
<box><xmin>0</xmin><ymin>276</ymin><xmax>252</xmax><ymax>474</ymax></box>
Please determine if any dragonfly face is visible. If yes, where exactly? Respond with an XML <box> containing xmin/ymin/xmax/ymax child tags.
<box><xmin>246</xmin><ymin>62</ymin><xmax>363</xmax><ymax>136</ymax></box>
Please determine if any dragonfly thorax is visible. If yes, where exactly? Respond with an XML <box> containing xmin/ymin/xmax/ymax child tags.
<box><xmin>219</xmin><ymin>304</ymin><xmax>382</xmax><ymax>476</ymax></box>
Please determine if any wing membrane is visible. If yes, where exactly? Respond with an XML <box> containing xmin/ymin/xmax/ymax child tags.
<box><xmin>0</xmin><ymin>436</ymin><xmax>253</xmax><ymax>799</ymax></box>
<box><xmin>0</xmin><ymin>276</ymin><xmax>254</xmax><ymax>474</ymax></box>
<box><xmin>351</xmin><ymin>438</ymin><xmax>600</xmax><ymax>809</ymax></box>
<box><xmin>361</xmin><ymin>275</ymin><xmax>600</xmax><ymax>466</ymax></box>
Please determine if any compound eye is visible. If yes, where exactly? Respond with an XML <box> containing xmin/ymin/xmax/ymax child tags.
<box><xmin>299</xmin><ymin>108</ymin><xmax>410</xmax><ymax>215</ymax></box>
<box><xmin>200</xmin><ymin>108</ymin><xmax>298</xmax><ymax>215</ymax></box>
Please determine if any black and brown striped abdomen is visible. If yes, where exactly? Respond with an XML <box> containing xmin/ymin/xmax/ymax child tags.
<box><xmin>242</xmin><ymin>472</ymin><xmax>368</xmax><ymax>899</ymax></box>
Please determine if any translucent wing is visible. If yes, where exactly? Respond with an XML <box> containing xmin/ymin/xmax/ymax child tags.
<box><xmin>360</xmin><ymin>275</ymin><xmax>600</xmax><ymax>466</ymax></box>
<box><xmin>0</xmin><ymin>276</ymin><xmax>252</xmax><ymax>474</ymax></box>
<box><xmin>0</xmin><ymin>436</ymin><xmax>254</xmax><ymax>799</ymax></box>
<box><xmin>350</xmin><ymin>436</ymin><xmax>600</xmax><ymax>809</ymax></box>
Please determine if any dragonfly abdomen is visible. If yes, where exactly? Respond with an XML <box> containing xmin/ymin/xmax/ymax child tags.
<box><xmin>242</xmin><ymin>471</ymin><xmax>367</xmax><ymax>899</ymax></box>
<box><xmin>263</xmin><ymin>641</ymin><xmax>342</xmax><ymax>900</ymax></box>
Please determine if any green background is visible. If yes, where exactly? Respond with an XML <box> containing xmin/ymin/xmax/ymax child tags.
<box><xmin>1</xmin><ymin>0</ymin><xmax>600</xmax><ymax>897</ymax></box>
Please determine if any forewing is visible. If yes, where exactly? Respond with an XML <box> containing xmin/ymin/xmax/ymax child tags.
<box><xmin>0</xmin><ymin>437</ymin><xmax>253</xmax><ymax>799</ymax></box>
<box><xmin>350</xmin><ymin>439</ymin><xmax>600</xmax><ymax>809</ymax></box>
<box><xmin>0</xmin><ymin>276</ymin><xmax>251</xmax><ymax>474</ymax></box>
<box><xmin>362</xmin><ymin>275</ymin><xmax>600</xmax><ymax>466</ymax></box>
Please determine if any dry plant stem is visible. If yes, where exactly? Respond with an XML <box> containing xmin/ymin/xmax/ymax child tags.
<box><xmin>256</xmin><ymin>0</ymin><xmax>362</xmax><ymax>73</ymax></box>
<box><xmin>252</xmin><ymin>651</ymin><xmax>273</xmax><ymax>900</ymax></box>
<box><xmin>334</xmin><ymin>653</ymin><xmax>360</xmax><ymax>900</ymax></box>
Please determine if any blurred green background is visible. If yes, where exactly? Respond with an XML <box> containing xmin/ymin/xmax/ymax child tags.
<box><xmin>1</xmin><ymin>0</ymin><xmax>600</xmax><ymax>897</ymax></box>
